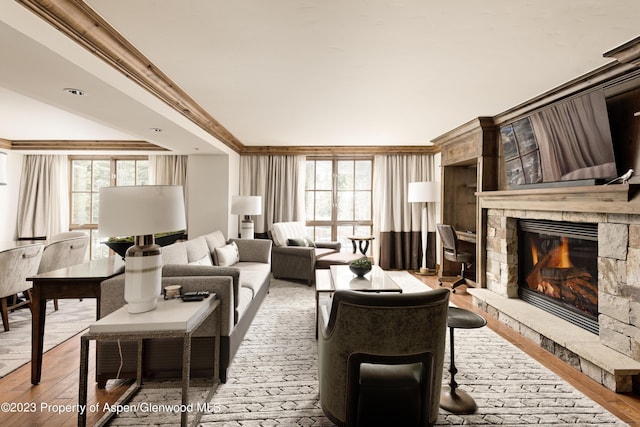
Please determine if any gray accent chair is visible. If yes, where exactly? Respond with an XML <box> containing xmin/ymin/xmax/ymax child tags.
<box><xmin>0</xmin><ymin>243</ymin><xmax>44</xmax><ymax>331</ymax></box>
<box><xmin>270</xmin><ymin>221</ymin><xmax>353</xmax><ymax>285</ymax></box>
<box><xmin>318</xmin><ymin>288</ymin><xmax>450</xmax><ymax>426</ymax></box>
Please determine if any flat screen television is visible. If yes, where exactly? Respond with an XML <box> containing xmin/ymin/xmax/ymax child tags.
<box><xmin>500</xmin><ymin>89</ymin><xmax>618</xmax><ymax>188</ymax></box>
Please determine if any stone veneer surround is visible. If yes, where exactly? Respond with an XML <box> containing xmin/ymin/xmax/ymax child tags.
<box><xmin>477</xmin><ymin>207</ymin><xmax>640</xmax><ymax>392</ymax></box>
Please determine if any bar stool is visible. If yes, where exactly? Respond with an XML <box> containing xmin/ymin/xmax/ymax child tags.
<box><xmin>440</xmin><ymin>306</ymin><xmax>487</xmax><ymax>414</ymax></box>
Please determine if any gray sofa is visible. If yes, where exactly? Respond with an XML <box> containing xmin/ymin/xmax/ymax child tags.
<box><xmin>96</xmin><ymin>230</ymin><xmax>272</xmax><ymax>386</ymax></box>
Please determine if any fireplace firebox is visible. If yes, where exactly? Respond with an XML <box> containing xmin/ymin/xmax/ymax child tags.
<box><xmin>518</xmin><ymin>220</ymin><xmax>598</xmax><ymax>334</ymax></box>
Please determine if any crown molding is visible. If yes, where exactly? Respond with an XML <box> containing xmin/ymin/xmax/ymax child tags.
<box><xmin>9</xmin><ymin>140</ymin><xmax>168</xmax><ymax>151</ymax></box>
<box><xmin>241</xmin><ymin>145</ymin><xmax>439</xmax><ymax>156</ymax></box>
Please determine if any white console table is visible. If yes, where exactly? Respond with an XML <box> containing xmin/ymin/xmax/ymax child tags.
<box><xmin>78</xmin><ymin>295</ymin><xmax>221</xmax><ymax>427</ymax></box>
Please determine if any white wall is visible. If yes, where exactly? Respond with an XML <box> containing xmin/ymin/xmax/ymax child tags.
<box><xmin>0</xmin><ymin>150</ymin><xmax>23</xmax><ymax>241</ymax></box>
<box><xmin>186</xmin><ymin>153</ymin><xmax>239</xmax><ymax>239</ymax></box>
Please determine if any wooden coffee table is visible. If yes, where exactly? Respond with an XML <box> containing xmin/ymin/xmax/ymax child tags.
<box><xmin>315</xmin><ymin>265</ymin><xmax>402</xmax><ymax>337</ymax></box>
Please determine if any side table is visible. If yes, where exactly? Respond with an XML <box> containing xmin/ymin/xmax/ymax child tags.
<box><xmin>440</xmin><ymin>306</ymin><xmax>487</xmax><ymax>414</ymax></box>
<box><xmin>78</xmin><ymin>295</ymin><xmax>221</xmax><ymax>427</ymax></box>
<box><xmin>347</xmin><ymin>235</ymin><xmax>375</xmax><ymax>256</ymax></box>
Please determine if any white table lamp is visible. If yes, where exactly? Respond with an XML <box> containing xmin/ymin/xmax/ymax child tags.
<box><xmin>408</xmin><ymin>181</ymin><xmax>440</xmax><ymax>274</ymax></box>
<box><xmin>99</xmin><ymin>185</ymin><xmax>186</xmax><ymax>313</ymax></box>
<box><xmin>231</xmin><ymin>196</ymin><xmax>262</xmax><ymax>239</ymax></box>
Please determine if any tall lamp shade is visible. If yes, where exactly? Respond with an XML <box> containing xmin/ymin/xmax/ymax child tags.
<box><xmin>231</xmin><ymin>195</ymin><xmax>262</xmax><ymax>239</ymax></box>
<box><xmin>99</xmin><ymin>185</ymin><xmax>186</xmax><ymax>313</ymax></box>
<box><xmin>408</xmin><ymin>181</ymin><xmax>440</xmax><ymax>274</ymax></box>
<box><xmin>0</xmin><ymin>151</ymin><xmax>7</xmax><ymax>186</ymax></box>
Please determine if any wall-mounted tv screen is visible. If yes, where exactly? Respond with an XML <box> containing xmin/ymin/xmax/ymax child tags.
<box><xmin>501</xmin><ymin>89</ymin><xmax>617</xmax><ymax>188</ymax></box>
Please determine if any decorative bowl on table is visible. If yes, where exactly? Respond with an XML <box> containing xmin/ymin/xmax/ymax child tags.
<box><xmin>349</xmin><ymin>257</ymin><xmax>372</xmax><ymax>277</ymax></box>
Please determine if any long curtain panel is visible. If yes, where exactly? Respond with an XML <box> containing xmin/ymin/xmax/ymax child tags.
<box><xmin>149</xmin><ymin>154</ymin><xmax>188</xmax><ymax>223</ymax></box>
<box><xmin>240</xmin><ymin>155</ymin><xmax>305</xmax><ymax>235</ymax></box>
<box><xmin>17</xmin><ymin>155</ymin><xmax>69</xmax><ymax>239</ymax></box>
<box><xmin>373</xmin><ymin>154</ymin><xmax>436</xmax><ymax>270</ymax></box>
<box><xmin>149</xmin><ymin>155</ymin><xmax>188</xmax><ymax>186</ymax></box>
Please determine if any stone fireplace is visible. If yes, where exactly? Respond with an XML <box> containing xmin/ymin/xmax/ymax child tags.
<box><xmin>470</xmin><ymin>186</ymin><xmax>640</xmax><ymax>392</ymax></box>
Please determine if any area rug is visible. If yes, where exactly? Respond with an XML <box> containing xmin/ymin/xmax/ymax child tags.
<box><xmin>108</xmin><ymin>273</ymin><xmax>628</xmax><ymax>426</ymax></box>
<box><xmin>0</xmin><ymin>298</ymin><xmax>96</xmax><ymax>378</ymax></box>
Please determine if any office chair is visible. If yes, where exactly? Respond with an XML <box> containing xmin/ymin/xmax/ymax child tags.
<box><xmin>436</xmin><ymin>224</ymin><xmax>474</xmax><ymax>293</ymax></box>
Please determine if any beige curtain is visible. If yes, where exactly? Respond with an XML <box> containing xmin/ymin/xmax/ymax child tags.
<box><xmin>240</xmin><ymin>155</ymin><xmax>305</xmax><ymax>235</ymax></box>
<box><xmin>373</xmin><ymin>154</ymin><xmax>436</xmax><ymax>270</ymax></box>
<box><xmin>17</xmin><ymin>155</ymin><xmax>69</xmax><ymax>239</ymax></box>
<box><xmin>149</xmin><ymin>155</ymin><xmax>188</xmax><ymax>186</ymax></box>
<box><xmin>148</xmin><ymin>155</ymin><xmax>188</xmax><ymax>234</ymax></box>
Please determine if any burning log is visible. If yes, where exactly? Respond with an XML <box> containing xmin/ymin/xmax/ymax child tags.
<box><xmin>525</xmin><ymin>240</ymin><xmax>597</xmax><ymax>315</ymax></box>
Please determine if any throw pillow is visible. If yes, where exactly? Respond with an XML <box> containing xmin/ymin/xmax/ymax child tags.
<box><xmin>303</xmin><ymin>237</ymin><xmax>316</xmax><ymax>247</ymax></box>
<box><xmin>214</xmin><ymin>241</ymin><xmax>240</xmax><ymax>267</ymax></box>
<box><xmin>287</xmin><ymin>238</ymin><xmax>307</xmax><ymax>247</ymax></box>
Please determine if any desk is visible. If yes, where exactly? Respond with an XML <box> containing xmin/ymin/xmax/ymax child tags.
<box><xmin>26</xmin><ymin>256</ymin><xmax>124</xmax><ymax>385</ymax></box>
<box><xmin>78</xmin><ymin>296</ymin><xmax>221</xmax><ymax>427</ymax></box>
<box><xmin>455</xmin><ymin>231</ymin><xmax>477</xmax><ymax>243</ymax></box>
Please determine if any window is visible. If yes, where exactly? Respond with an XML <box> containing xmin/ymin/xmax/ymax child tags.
<box><xmin>305</xmin><ymin>158</ymin><xmax>373</xmax><ymax>252</ymax></box>
<box><xmin>69</xmin><ymin>157</ymin><xmax>148</xmax><ymax>259</ymax></box>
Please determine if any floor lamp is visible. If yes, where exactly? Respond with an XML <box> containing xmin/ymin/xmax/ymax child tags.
<box><xmin>408</xmin><ymin>181</ymin><xmax>439</xmax><ymax>275</ymax></box>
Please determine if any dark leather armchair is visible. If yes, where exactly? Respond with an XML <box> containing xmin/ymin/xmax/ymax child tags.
<box><xmin>437</xmin><ymin>224</ymin><xmax>474</xmax><ymax>293</ymax></box>
<box><xmin>318</xmin><ymin>288</ymin><xmax>450</xmax><ymax>426</ymax></box>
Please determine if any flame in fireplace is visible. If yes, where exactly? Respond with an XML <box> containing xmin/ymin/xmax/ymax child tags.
<box><xmin>530</xmin><ymin>237</ymin><xmax>573</xmax><ymax>270</ymax></box>
<box><xmin>557</xmin><ymin>237</ymin><xmax>572</xmax><ymax>268</ymax></box>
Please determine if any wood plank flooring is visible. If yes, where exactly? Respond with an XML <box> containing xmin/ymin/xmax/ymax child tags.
<box><xmin>0</xmin><ymin>273</ymin><xmax>638</xmax><ymax>426</ymax></box>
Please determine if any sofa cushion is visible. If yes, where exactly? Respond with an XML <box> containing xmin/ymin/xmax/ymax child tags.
<box><xmin>186</xmin><ymin>236</ymin><xmax>212</xmax><ymax>264</ymax></box>
<box><xmin>189</xmin><ymin>254</ymin><xmax>213</xmax><ymax>266</ymax></box>
<box><xmin>271</xmin><ymin>221</ymin><xmax>307</xmax><ymax>247</ymax></box>
<box><xmin>204</xmin><ymin>230</ymin><xmax>227</xmax><ymax>252</ymax></box>
<box><xmin>237</xmin><ymin>286</ymin><xmax>253</xmax><ymax>319</ymax></box>
<box><xmin>161</xmin><ymin>241</ymin><xmax>189</xmax><ymax>265</ymax></box>
<box><xmin>215</xmin><ymin>242</ymin><xmax>240</xmax><ymax>267</ymax></box>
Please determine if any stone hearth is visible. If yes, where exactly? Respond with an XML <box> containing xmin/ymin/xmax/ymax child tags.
<box><xmin>469</xmin><ymin>204</ymin><xmax>640</xmax><ymax>392</ymax></box>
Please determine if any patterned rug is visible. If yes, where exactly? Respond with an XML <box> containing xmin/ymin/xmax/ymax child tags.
<box><xmin>0</xmin><ymin>298</ymin><xmax>96</xmax><ymax>378</ymax></box>
<box><xmin>107</xmin><ymin>273</ymin><xmax>628</xmax><ymax>426</ymax></box>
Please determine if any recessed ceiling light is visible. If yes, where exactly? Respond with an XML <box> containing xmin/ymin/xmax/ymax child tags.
<box><xmin>150</xmin><ymin>128</ymin><xmax>163</xmax><ymax>132</ymax></box>
<box><xmin>63</xmin><ymin>88</ymin><xmax>87</xmax><ymax>96</ymax></box>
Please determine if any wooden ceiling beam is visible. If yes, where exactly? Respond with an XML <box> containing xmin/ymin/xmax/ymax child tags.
<box><xmin>16</xmin><ymin>0</ymin><xmax>244</xmax><ymax>153</ymax></box>
<box><xmin>9</xmin><ymin>140</ymin><xmax>168</xmax><ymax>151</ymax></box>
<box><xmin>241</xmin><ymin>145</ymin><xmax>440</xmax><ymax>156</ymax></box>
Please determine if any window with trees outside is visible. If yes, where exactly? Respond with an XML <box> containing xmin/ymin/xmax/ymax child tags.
<box><xmin>305</xmin><ymin>158</ymin><xmax>373</xmax><ymax>253</ymax></box>
<box><xmin>69</xmin><ymin>157</ymin><xmax>148</xmax><ymax>259</ymax></box>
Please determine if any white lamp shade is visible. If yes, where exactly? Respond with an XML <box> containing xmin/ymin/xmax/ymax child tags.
<box><xmin>231</xmin><ymin>195</ymin><xmax>262</xmax><ymax>216</ymax></box>
<box><xmin>99</xmin><ymin>185</ymin><xmax>186</xmax><ymax>238</ymax></box>
<box><xmin>408</xmin><ymin>181</ymin><xmax>439</xmax><ymax>203</ymax></box>
<box><xmin>0</xmin><ymin>151</ymin><xmax>6</xmax><ymax>186</ymax></box>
